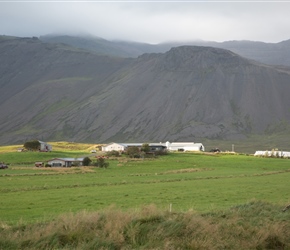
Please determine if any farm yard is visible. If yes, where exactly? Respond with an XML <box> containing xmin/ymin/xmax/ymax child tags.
<box><xmin>0</xmin><ymin>142</ymin><xmax>290</xmax><ymax>249</ymax></box>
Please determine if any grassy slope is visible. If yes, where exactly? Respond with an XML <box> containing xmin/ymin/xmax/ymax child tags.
<box><xmin>0</xmin><ymin>142</ymin><xmax>102</xmax><ymax>164</ymax></box>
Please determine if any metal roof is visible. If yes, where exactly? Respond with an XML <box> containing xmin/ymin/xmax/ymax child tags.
<box><xmin>48</xmin><ymin>158</ymin><xmax>84</xmax><ymax>162</ymax></box>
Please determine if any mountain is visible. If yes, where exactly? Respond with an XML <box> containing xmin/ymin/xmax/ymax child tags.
<box><xmin>0</xmin><ymin>36</ymin><xmax>131</xmax><ymax>144</ymax></box>
<box><xmin>0</xmin><ymin>37</ymin><xmax>290</xmax><ymax>145</ymax></box>
<box><xmin>40</xmin><ymin>34</ymin><xmax>170</xmax><ymax>58</ymax></box>
<box><xmin>214</xmin><ymin>39</ymin><xmax>290</xmax><ymax>67</ymax></box>
<box><xmin>84</xmin><ymin>46</ymin><xmax>290</xmax><ymax>142</ymax></box>
<box><xmin>40</xmin><ymin>35</ymin><xmax>290</xmax><ymax>67</ymax></box>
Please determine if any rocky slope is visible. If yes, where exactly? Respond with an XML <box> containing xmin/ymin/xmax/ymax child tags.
<box><xmin>0</xmin><ymin>37</ymin><xmax>290</xmax><ymax>144</ymax></box>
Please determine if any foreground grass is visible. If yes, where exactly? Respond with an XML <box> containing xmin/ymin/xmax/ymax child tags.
<box><xmin>0</xmin><ymin>201</ymin><xmax>289</xmax><ymax>249</ymax></box>
<box><xmin>1</xmin><ymin>152</ymin><xmax>290</xmax><ymax>224</ymax></box>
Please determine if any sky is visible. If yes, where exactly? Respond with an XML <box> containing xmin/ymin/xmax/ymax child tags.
<box><xmin>1</xmin><ymin>1</ymin><xmax>290</xmax><ymax>44</ymax></box>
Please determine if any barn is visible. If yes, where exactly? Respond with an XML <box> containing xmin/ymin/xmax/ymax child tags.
<box><xmin>165</xmin><ymin>142</ymin><xmax>205</xmax><ymax>152</ymax></box>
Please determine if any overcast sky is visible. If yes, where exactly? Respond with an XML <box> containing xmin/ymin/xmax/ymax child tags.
<box><xmin>1</xmin><ymin>1</ymin><xmax>290</xmax><ymax>44</ymax></box>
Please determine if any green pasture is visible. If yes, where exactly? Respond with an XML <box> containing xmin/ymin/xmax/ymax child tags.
<box><xmin>0</xmin><ymin>141</ymin><xmax>98</xmax><ymax>166</ymax></box>
<box><xmin>0</xmin><ymin>151</ymin><xmax>88</xmax><ymax>166</ymax></box>
<box><xmin>0</xmin><ymin>150</ymin><xmax>289</xmax><ymax>225</ymax></box>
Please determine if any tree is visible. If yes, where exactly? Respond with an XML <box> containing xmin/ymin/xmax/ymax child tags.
<box><xmin>141</xmin><ymin>143</ymin><xmax>150</xmax><ymax>153</ymax></box>
<box><xmin>82</xmin><ymin>157</ymin><xmax>92</xmax><ymax>166</ymax></box>
<box><xmin>94</xmin><ymin>156</ymin><xmax>109</xmax><ymax>168</ymax></box>
<box><xmin>126</xmin><ymin>146</ymin><xmax>140</xmax><ymax>158</ymax></box>
<box><xmin>23</xmin><ymin>140</ymin><xmax>40</xmax><ymax>151</ymax></box>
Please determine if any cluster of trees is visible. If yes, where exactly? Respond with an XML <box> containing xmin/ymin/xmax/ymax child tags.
<box><xmin>82</xmin><ymin>156</ymin><xmax>109</xmax><ymax>168</ymax></box>
<box><xmin>23</xmin><ymin>140</ymin><xmax>40</xmax><ymax>151</ymax></box>
<box><xmin>105</xmin><ymin>143</ymin><xmax>168</xmax><ymax>158</ymax></box>
<box><xmin>104</xmin><ymin>145</ymin><xmax>145</xmax><ymax>158</ymax></box>
<box><xmin>82</xmin><ymin>143</ymin><xmax>168</xmax><ymax>167</ymax></box>
<box><xmin>126</xmin><ymin>143</ymin><xmax>168</xmax><ymax>158</ymax></box>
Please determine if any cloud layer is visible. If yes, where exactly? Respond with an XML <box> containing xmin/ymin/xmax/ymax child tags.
<box><xmin>1</xmin><ymin>1</ymin><xmax>290</xmax><ymax>43</ymax></box>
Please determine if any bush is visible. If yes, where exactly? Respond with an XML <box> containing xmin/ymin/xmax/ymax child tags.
<box><xmin>82</xmin><ymin>157</ymin><xmax>92</xmax><ymax>166</ymax></box>
<box><xmin>141</xmin><ymin>143</ymin><xmax>150</xmax><ymax>153</ymax></box>
<box><xmin>93</xmin><ymin>157</ymin><xmax>109</xmax><ymax>168</ymax></box>
<box><xmin>106</xmin><ymin>150</ymin><xmax>120</xmax><ymax>157</ymax></box>
<box><xmin>126</xmin><ymin>146</ymin><xmax>140</xmax><ymax>158</ymax></box>
<box><xmin>154</xmin><ymin>150</ymin><xmax>168</xmax><ymax>156</ymax></box>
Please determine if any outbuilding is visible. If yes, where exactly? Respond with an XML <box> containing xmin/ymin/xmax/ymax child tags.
<box><xmin>102</xmin><ymin>143</ymin><xmax>127</xmax><ymax>152</ymax></box>
<box><xmin>47</xmin><ymin>158</ymin><xmax>84</xmax><ymax>167</ymax></box>
<box><xmin>165</xmin><ymin>142</ymin><xmax>205</xmax><ymax>152</ymax></box>
<box><xmin>254</xmin><ymin>150</ymin><xmax>290</xmax><ymax>158</ymax></box>
<box><xmin>39</xmin><ymin>141</ymin><xmax>52</xmax><ymax>152</ymax></box>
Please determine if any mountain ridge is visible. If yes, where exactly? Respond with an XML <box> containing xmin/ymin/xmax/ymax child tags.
<box><xmin>0</xmin><ymin>37</ymin><xmax>290</xmax><ymax>145</ymax></box>
<box><xmin>40</xmin><ymin>34</ymin><xmax>290</xmax><ymax>66</ymax></box>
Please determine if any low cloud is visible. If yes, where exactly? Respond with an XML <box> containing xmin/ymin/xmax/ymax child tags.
<box><xmin>1</xmin><ymin>2</ymin><xmax>290</xmax><ymax>43</ymax></box>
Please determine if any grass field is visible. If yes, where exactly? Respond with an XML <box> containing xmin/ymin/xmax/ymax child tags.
<box><xmin>1</xmin><ymin>144</ymin><xmax>290</xmax><ymax>249</ymax></box>
<box><xmin>1</xmin><ymin>147</ymin><xmax>289</xmax><ymax>224</ymax></box>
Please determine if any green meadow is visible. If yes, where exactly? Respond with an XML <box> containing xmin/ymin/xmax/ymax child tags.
<box><xmin>1</xmin><ymin>144</ymin><xmax>290</xmax><ymax>249</ymax></box>
<box><xmin>0</xmin><ymin>146</ymin><xmax>289</xmax><ymax>224</ymax></box>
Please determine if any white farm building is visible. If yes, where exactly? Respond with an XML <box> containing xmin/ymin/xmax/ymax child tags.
<box><xmin>47</xmin><ymin>158</ymin><xmax>84</xmax><ymax>167</ymax></box>
<box><xmin>254</xmin><ymin>150</ymin><xmax>290</xmax><ymax>158</ymax></box>
<box><xmin>102</xmin><ymin>141</ymin><xmax>204</xmax><ymax>152</ymax></box>
<box><xmin>102</xmin><ymin>143</ymin><xmax>127</xmax><ymax>152</ymax></box>
<box><xmin>165</xmin><ymin>142</ymin><xmax>205</xmax><ymax>152</ymax></box>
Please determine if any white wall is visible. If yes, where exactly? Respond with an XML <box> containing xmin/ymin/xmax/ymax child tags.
<box><xmin>48</xmin><ymin>159</ymin><xmax>65</xmax><ymax>167</ymax></box>
<box><xmin>102</xmin><ymin>143</ymin><xmax>125</xmax><ymax>151</ymax></box>
<box><xmin>167</xmin><ymin>143</ymin><xmax>204</xmax><ymax>152</ymax></box>
<box><xmin>254</xmin><ymin>151</ymin><xmax>290</xmax><ymax>157</ymax></box>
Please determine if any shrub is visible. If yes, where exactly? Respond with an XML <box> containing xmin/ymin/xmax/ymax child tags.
<box><xmin>93</xmin><ymin>157</ymin><xmax>109</xmax><ymax>168</ymax></box>
<box><xmin>106</xmin><ymin>150</ymin><xmax>120</xmax><ymax>157</ymax></box>
<box><xmin>126</xmin><ymin>147</ymin><xmax>140</xmax><ymax>158</ymax></box>
<box><xmin>141</xmin><ymin>143</ymin><xmax>150</xmax><ymax>153</ymax></box>
<box><xmin>82</xmin><ymin>157</ymin><xmax>92</xmax><ymax>166</ymax></box>
<box><xmin>154</xmin><ymin>150</ymin><xmax>168</xmax><ymax>156</ymax></box>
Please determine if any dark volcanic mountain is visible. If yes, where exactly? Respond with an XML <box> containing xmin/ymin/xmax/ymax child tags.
<box><xmin>0</xmin><ymin>37</ymin><xmax>290</xmax><ymax>145</ymax></box>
